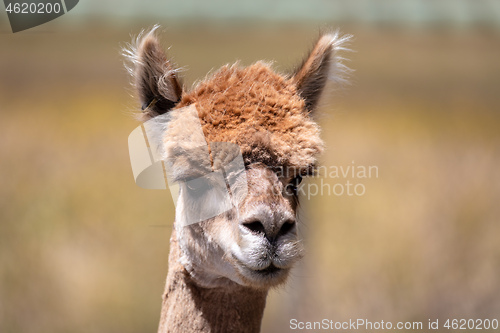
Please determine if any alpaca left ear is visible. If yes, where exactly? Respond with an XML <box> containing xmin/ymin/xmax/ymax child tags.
<box><xmin>292</xmin><ymin>32</ymin><xmax>351</xmax><ymax>112</ymax></box>
<box><xmin>124</xmin><ymin>26</ymin><xmax>183</xmax><ymax>120</ymax></box>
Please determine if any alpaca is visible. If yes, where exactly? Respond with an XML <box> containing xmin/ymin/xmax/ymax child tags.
<box><xmin>124</xmin><ymin>26</ymin><xmax>350</xmax><ymax>333</ymax></box>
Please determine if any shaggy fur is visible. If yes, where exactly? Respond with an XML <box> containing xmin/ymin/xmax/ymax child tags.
<box><xmin>123</xmin><ymin>27</ymin><xmax>351</xmax><ymax>333</ymax></box>
<box><xmin>177</xmin><ymin>62</ymin><xmax>323</xmax><ymax>170</ymax></box>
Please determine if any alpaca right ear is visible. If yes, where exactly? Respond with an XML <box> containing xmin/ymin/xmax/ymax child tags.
<box><xmin>292</xmin><ymin>32</ymin><xmax>351</xmax><ymax>112</ymax></box>
<box><xmin>124</xmin><ymin>26</ymin><xmax>183</xmax><ymax>120</ymax></box>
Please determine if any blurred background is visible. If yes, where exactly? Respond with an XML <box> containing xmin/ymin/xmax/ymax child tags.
<box><xmin>1</xmin><ymin>1</ymin><xmax>499</xmax><ymax>332</ymax></box>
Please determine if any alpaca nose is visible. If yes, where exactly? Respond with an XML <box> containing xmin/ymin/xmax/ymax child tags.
<box><xmin>242</xmin><ymin>218</ymin><xmax>296</xmax><ymax>243</ymax></box>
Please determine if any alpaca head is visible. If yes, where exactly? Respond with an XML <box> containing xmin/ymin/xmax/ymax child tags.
<box><xmin>125</xmin><ymin>27</ymin><xmax>350</xmax><ymax>290</ymax></box>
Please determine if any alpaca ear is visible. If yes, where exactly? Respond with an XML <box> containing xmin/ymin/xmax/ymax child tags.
<box><xmin>124</xmin><ymin>27</ymin><xmax>183</xmax><ymax>120</ymax></box>
<box><xmin>292</xmin><ymin>32</ymin><xmax>351</xmax><ymax>112</ymax></box>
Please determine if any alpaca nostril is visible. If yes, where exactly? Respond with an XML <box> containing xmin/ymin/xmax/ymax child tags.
<box><xmin>242</xmin><ymin>221</ymin><xmax>266</xmax><ymax>235</ymax></box>
<box><xmin>277</xmin><ymin>220</ymin><xmax>296</xmax><ymax>238</ymax></box>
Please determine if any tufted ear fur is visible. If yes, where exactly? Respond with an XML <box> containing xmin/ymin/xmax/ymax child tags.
<box><xmin>123</xmin><ymin>26</ymin><xmax>183</xmax><ymax>120</ymax></box>
<box><xmin>292</xmin><ymin>32</ymin><xmax>351</xmax><ymax>112</ymax></box>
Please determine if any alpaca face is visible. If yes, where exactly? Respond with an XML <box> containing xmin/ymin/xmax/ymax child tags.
<box><xmin>165</xmin><ymin>152</ymin><xmax>307</xmax><ymax>286</ymax></box>
<box><xmin>173</xmin><ymin>162</ymin><xmax>304</xmax><ymax>289</ymax></box>
<box><xmin>125</xmin><ymin>26</ymin><xmax>350</xmax><ymax>289</ymax></box>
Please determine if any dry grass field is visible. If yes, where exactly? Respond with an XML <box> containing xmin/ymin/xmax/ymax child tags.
<box><xmin>1</xmin><ymin>22</ymin><xmax>499</xmax><ymax>332</ymax></box>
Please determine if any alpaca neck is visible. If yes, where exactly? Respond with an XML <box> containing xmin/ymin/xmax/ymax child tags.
<box><xmin>158</xmin><ymin>230</ymin><xmax>268</xmax><ymax>333</ymax></box>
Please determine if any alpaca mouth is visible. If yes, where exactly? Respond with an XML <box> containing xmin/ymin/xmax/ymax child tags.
<box><xmin>231</xmin><ymin>253</ymin><xmax>288</xmax><ymax>282</ymax></box>
<box><xmin>245</xmin><ymin>263</ymin><xmax>289</xmax><ymax>286</ymax></box>
<box><xmin>254</xmin><ymin>264</ymin><xmax>281</xmax><ymax>275</ymax></box>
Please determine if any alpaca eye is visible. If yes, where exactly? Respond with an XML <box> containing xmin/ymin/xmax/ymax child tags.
<box><xmin>285</xmin><ymin>175</ymin><xmax>303</xmax><ymax>196</ymax></box>
<box><xmin>185</xmin><ymin>177</ymin><xmax>211</xmax><ymax>199</ymax></box>
<box><xmin>292</xmin><ymin>175</ymin><xmax>303</xmax><ymax>187</ymax></box>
